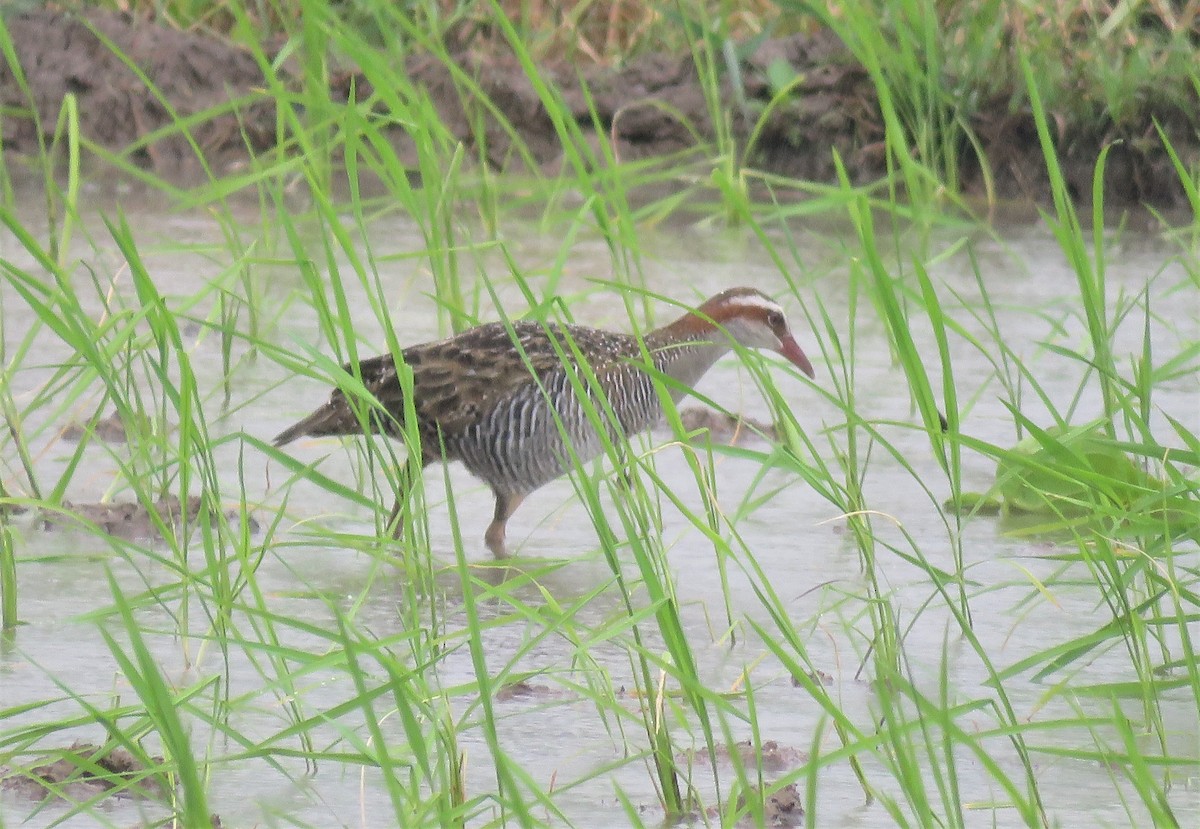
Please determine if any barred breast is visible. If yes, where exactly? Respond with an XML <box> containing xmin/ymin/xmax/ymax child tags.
<box><xmin>447</xmin><ymin>357</ymin><xmax>665</xmax><ymax>494</ymax></box>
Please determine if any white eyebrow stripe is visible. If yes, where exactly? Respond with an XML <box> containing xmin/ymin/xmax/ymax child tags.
<box><xmin>722</xmin><ymin>294</ymin><xmax>783</xmax><ymax>315</ymax></box>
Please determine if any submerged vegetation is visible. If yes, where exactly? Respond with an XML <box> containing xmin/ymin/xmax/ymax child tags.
<box><xmin>0</xmin><ymin>1</ymin><xmax>1198</xmax><ymax>827</ymax></box>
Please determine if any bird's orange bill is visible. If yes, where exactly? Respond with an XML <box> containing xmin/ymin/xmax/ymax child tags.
<box><xmin>778</xmin><ymin>335</ymin><xmax>815</xmax><ymax>378</ymax></box>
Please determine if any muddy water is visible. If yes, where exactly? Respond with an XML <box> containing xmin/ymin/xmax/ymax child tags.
<box><xmin>1</xmin><ymin>188</ymin><xmax>1197</xmax><ymax>828</ymax></box>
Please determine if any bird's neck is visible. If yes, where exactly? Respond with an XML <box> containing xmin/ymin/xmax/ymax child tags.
<box><xmin>644</xmin><ymin>313</ymin><xmax>730</xmax><ymax>395</ymax></box>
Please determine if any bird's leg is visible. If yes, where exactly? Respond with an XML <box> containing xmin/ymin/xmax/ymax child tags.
<box><xmin>605</xmin><ymin>442</ymin><xmax>639</xmax><ymax>493</ymax></box>
<box><xmin>387</xmin><ymin>458</ymin><xmax>428</xmax><ymax>541</ymax></box>
<box><xmin>616</xmin><ymin>448</ymin><xmax>636</xmax><ymax>492</ymax></box>
<box><xmin>386</xmin><ymin>496</ymin><xmax>405</xmax><ymax>540</ymax></box>
<box><xmin>484</xmin><ymin>490</ymin><xmax>527</xmax><ymax>559</ymax></box>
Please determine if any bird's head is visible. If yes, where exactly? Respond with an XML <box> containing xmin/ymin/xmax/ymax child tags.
<box><xmin>694</xmin><ymin>287</ymin><xmax>815</xmax><ymax>378</ymax></box>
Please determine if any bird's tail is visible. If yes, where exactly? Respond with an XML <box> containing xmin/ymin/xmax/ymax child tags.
<box><xmin>273</xmin><ymin>401</ymin><xmax>359</xmax><ymax>447</ymax></box>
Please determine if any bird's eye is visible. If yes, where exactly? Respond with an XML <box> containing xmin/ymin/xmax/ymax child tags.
<box><xmin>767</xmin><ymin>311</ymin><xmax>784</xmax><ymax>328</ymax></box>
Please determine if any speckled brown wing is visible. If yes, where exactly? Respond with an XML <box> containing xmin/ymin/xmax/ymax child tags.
<box><xmin>272</xmin><ymin>320</ymin><xmax>642</xmax><ymax>449</ymax></box>
<box><xmin>397</xmin><ymin>321</ymin><xmax>638</xmax><ymax>438</ymax></box>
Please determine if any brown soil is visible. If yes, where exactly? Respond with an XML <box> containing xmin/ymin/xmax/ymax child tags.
<box><xmin>4</xmin><ymin>494</ymin><xmax>259</xmax><ymax>541</ymax></box>
<box><xmin>684</xmin><ymin>739</ymin><xmax>808</xmax><ymax>774</ymax></box>
<box><xmin>493</xmin><ymin>679</ymin><xmax>571</xmax><ymax>702</ymax></box>
<box><xmin>61</xmin><ymin>410</ymin><xmax>157</xmax><ymax>443</ymax></box>
<box><xmin>792</xmin><ymin>668</ymin><xmax>835</xmax><ymax>687</ymax></box>
<box><xmin>736</xmin><ymin>781</ymin><xmax>804</xmax><ymax>827</ymax></box>
<box><xmin>1</xmin><ymin>8</ymin><xmax>1195</xmax><ymax>207</ymax></box>
<box><xmin>671</xmin><ymin>407</ymin><xmax>778</xmax><ymax>445</ymax></box>
<box><xmin>0</xmin><ymin>9</ymin><xmax>276</xmax><ymax>177</ymax></box>
<box><xmin>0</xmin><ymin>742</ymin><xmax>166</xmax><ymax>802</ymax></box>
<box><xmin>696</xmin><ymin>773</ymin><xmax>804</xmax><ymax>827</ymax></box>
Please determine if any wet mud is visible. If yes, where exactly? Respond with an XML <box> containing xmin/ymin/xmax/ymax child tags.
<box><xmin>733</xmin><ymin>781</ymin><xmax>804</xmax><ymax>827</ymax></box>
<box><xmin>684</xmin><ymin>739</ymin><xmax>808</xmax><ymax>774</ymax></box>
<box><xmin>0</xmin><ymin>10</ymin><xmax>276</xmax><ymax>178</ymax></box>
<box><xmin>61</xmin><ymin>410</ymin><xmax>158</xmax><ymax>444</ymax></box>
<box><xmin>0</xmin><ymin>743</ymin><xmax>225</xmax><ymax>825</ymax></box>
<box><xmin>1</xmin><ymin>9</ymin><xmax>1194</xmax><ymax>207</ymax></box>
<box><xmin>493</xmin><ymin>679</ymin><xmax>572</xmax><ymax>702</ymax></box>
<box><xmin>793</xmin><ymin>668</ymin><xmax>835</xmax><ymax>687</ymax></box>
<box><xmin>673</xmin><ymin>406</ymin><xmax>778</xmax><ymax>444</ymax></box>
<box><xmin>0</xmin><ymin>742</ymin><xmax>166</xmax><ymax>802</ymax></box>
<box><xmin>4</xmin><ymin>494</ymin><xmax>258</xmax><ymax>541</ymax></box>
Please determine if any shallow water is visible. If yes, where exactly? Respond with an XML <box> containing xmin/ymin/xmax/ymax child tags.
<box><xmin>1</xmin><ymin>185</ymin><xmax>1197</xmax><ymax>827</ymax></box>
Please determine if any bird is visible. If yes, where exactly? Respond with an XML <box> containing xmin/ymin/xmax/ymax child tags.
<box><xmin>273</xmin><ymin>287</ymin><xmax>815</xmax><ymax>557</ymax></box>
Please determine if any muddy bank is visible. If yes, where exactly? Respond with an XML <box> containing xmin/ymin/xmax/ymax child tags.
<box><xmin>0</xmin><ymin>8</ymin><xmax>1194</xmax><ymax>208</ymax></box>
<box><xmin>1</xmin><ymin>742</ymin><xmax>225</xmax><ymax>825</ymax></box>
<box><xmin>0</xmin><ymin>742</ymin><xmax>167</xmax><ymax>802</ymax></box>
<box><xmin>3</xmin><ymin>493</ymin><xmax>259</xmax><ymax>541</ymax></box>
<box><xmin>0</xmin><ymin>9</ymin><xmax>277</xmax><ymax>175</ymax></box>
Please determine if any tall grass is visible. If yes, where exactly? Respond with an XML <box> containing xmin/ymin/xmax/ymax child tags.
<box><xmin>0</xmin><ymin>3</ymin><xmax>1197</xmax><ymax>828</ymax></box>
